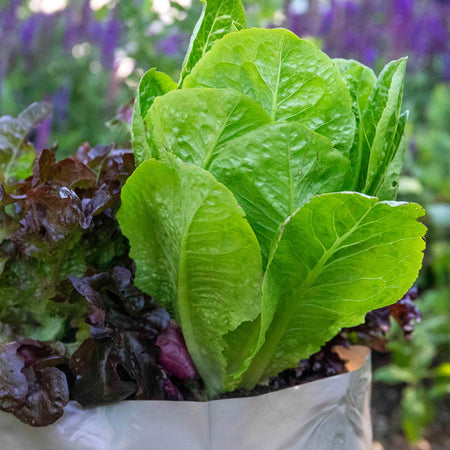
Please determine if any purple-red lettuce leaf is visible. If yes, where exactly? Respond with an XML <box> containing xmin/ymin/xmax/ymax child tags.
<box><xmin>69</xmin><ymin>337</ymin><xmax>137</xmax><ymax>406</ymax></box>
<box><xmin>0</xmin><ymin>143</ymin><xmax>134</xmax><ymax>341</ymax></box>
<box><xmin>156</xmin><ymin>322</ymin><xmax>197</xmax><ymax>381</ymax></box>
<box><xmin>67</xmin><ymin>268</ymin><xmax>173</xmax><ymax>405</ymax></box>
<box><xmin>0</xmin><ymin>340</ymin><xmax>68</xmax><ymax>427</ymax></box>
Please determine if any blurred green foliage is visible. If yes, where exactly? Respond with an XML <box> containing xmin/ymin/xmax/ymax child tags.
<box><xmin>406</xmin><ymin>84</ymin><xmax>450</xmax><ymax>202</ymax></box>
<box><xmin>0</xmin><ymin>0</ymin><xmax>284</xmax><ymax>157</ymax></box>
<box><xmin>378</xmin><ymin>83</ymin><xmax>450</xmax><ymax>442</ymax></box>
<box><xmin>374</xmin><ymin>290</ymin><xmax>450</xmax><ymax>443</ymax></box>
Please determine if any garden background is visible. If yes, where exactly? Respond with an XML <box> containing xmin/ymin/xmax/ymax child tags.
<box><xmin>0</xmin><ymin>0</ymin><xmax>448</xmax><ymax>448</ymax></box>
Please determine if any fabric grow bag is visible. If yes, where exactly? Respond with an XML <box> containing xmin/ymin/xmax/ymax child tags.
<box><xmin>0</xmin><ymin>346</ymin><xmax>372</xmax><ymax>450</ymax></box>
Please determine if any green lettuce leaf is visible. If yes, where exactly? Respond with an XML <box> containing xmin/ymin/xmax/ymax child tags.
<box><xmin>179</xmin><ymin>0</ymin><xmax>246</xmax><ymax>84</ymax></box>
<box><xmin>334</xmin><ymin>59</ymin><xmax>376</xmax><ymax>112</ymax></box>
<box><xmin>376</xmin><ymin>111</ymin><xmax>408</xmax><ymax>200</ymax></box>
<box><xmin>0</xmin><ymin>234</ymin><xmax>87</xmax><ymax>341</ymax></box>
<box><xmin>146</xmin><ymin>88</ymin><xmax>271</xmax><ymax>166</ymax></box>
<box><xmin>240</xmin><ymin>192</ymin><xmax>426</xmax><ymax>388</ymax></box>
<box><xmin>117</xmin><ymin>155</ymin><xmax>263</xmax><ymax>395</ymax></box>
<box><xmin>334</xmin><ymin>59</ymin><xmax>377</xmax><ymax>189</ymax></box>
<box><xmin>360</xmin><ymin>58</ymin><xmax>407</xmax><ymax>196</ymax></box>
<box><xmin>147</xmin><ymin>88</ymin><xmax>349</xmax><ymax>263</ymax></box>
<box><xmin>210</xmin><ymin>122</ymin><xmax>349</xmax><ymax>264</ymax></box>
<box><xmin>183</xmin><ymin>28</ymin><xmax>355</xmax><ymax>154</ymax></box>
<box><xmin>131</xmin><ymin>69</ymin><xmax>177</xmax><ymax>166</ymax></box>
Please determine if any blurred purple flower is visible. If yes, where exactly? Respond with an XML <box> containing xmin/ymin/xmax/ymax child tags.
<box><xmin>21</xmin><ymin>16</ymin><xmax>39</xmax><ymax>52</ymax></box>
<box><xmin>52</xmin><ymin>87</ymin><xmax>71</xmax><ymax>124</ymax></box>
<box><xmin>393</xmin><ymin>0</ymin><xmax>414</xmax><ymax>16</ymax></box>
<box><xmin>155</xmin><ymin>33</ymin><xmax>186</xmax><ymax>56</ymax></box>
<box><xmin>63</xmin><ymin>1</ymin><xmax>94</xmax><ymax>50</ymax></box>
<box><xmin>63</xmin><ymin>11</ymin><xmax>78</xmax><ymax>50</ymax></box>
<box><xmin>319</xmin><ymin>9</ymin><xmax>334</xmax><ymax>34</ymax></box>
<box><xmin>343</xmin><ymin>29</ymin><xmax>359</xmax><ymax>53</ymax></box>
<box><xmin>414</xmin><ymin>14</ymin><xmax>448</xmax><ymax>55</ymax></box>
<box><xmin>1</xmin><ymin>0</ymin><xmax>19</xmax><ymax>33</ymax></box>
<box><xmin>35</xmin><ymin>116</ymin><xmax>52</xmax><ymax>152</ymax></box>
<box><xmin>78</xmin><ymin>0</ymin><xmax>92</xmax><ymax>37</ymax></box>
<box><xmin>390</xmin><ymin>0</ymin><xmax>414</xmax><ymax>55</ymax></box>
<box><xmin>345</xmin><ymin>0</ymin><xmax>359</xmax><ymax>17</ymax></box>
<box><xmin>362</xmin><ymin>47</ymin><xmax>378</xmax><ymax>66</ymax></box>
<box><xmin>88</xmin><ymin>21</ymin><xmax>104</xmax><ymax>43</ymax></box>
<box><xmin>287</xmin><ymin>0</ymin><xmax>449</xmax><ymax>80</ymax></box>
<box><xmin>444</xmin><ymin>54</ymin><xmax>450</xmax><ymax>82</ymax></box>
<box><xmin>101</xmin><ymin>19</ymin><xmax>122</xmax><ymax>69</ymax></box>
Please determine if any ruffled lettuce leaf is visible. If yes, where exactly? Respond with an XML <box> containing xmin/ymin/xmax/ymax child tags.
<box><xmin>118</xmin><ymin>155</ymin><xmax>263</xmax><ymax>395</ymax></box>
<box><xmin>0</xmin><ymin>145</ymin><xmax>134</xmax><ymax>341</ymax></box>
<box><xmin>0</xmin><ymin>340</ymin><xmax>68</xmax><ymax>427</ymax></box>
<box><xmin>65</xmin><ymin>268</ymin><xmax>181</xmax><ymax>406</ymax></box>
<box><xmin>239</xmin><ymin>193</ymin><xmax>426</xmax><ymax>388</ymax></box>
<box><xmin>183</xmin><ymin>28</ymin><xmax>355</xmax><ymax>155</ymax></box>
<box><xmin>180</xmin><ymin>0</ymin><xmax>246</xmax><ymax>84</ymax></box>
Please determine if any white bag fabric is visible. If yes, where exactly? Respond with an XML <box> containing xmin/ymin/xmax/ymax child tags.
<box><xmin>0</xmin><ymin>346</ymin><xmax>372</xmax><ymax>450</ymax></box>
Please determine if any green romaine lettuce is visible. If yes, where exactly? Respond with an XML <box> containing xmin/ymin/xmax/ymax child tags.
<box><xmin>118</xmin><ymin>157</ymin><xmax>426</xmax><ymax>394</ymax></box>
<box><xmin>132</xmin><ymin>69</ymin><xmax>177</xmax><ymax>165</ymax></box>
<box><xmin>334</xmin><ymin>58</ymin><xmax>377</xmax><ymax>189</ymax></box>
<box><xmin>146</xmin><ymin>88</ymin><xmax>271</xmax><ymax>166</ymax></box>
<box><xmin>121</xmin><ymin>3</ymin><xmax>425</xmax><ymax>396</ymax></box>
<box><xmin>359</xmin><ymin>58</ymin><xmax>408</xmax><ymax>197</ymax></box>
<box><xmin>376</xmin><ymin>113</ymin><xmax>408</xmax><ymax>200</ymax></box>
<box><xmin>240</xmin><ymin>193</ymin><xmax>426</xmax><ymax>387</ymax></box>
<box><xmin>118</xmin><ymin>155</ymin><xmax>263</xmax><ymax>395</ymax></box>
<box><xmin>146</xmin><ymin>88</ymin><xmax>349</xmax><ymax>264</ymax></box>
<box><xmin>183</xmin><ymin>28</ymin><xmax>355</xmax><ymax>154</ymax></box>
<box><xmin>180</xmin><ymin>0</ymin><xmax>247</xmax><ymax>84</ymax></box>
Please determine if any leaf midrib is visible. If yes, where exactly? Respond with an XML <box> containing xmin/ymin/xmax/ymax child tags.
<box><xmin>201</xmin><ymin>97</ymin><xmax>241</xmax><ymax>170</ymax></box>
<box><xmin>270</xmin><ymin>201</ymin><xmax>374</xmax><ymax>368</ymax></box>
<box><xmin>255</xmin><ymin>200</ymin><xmax>373</xmax><ymax>381</ymax></box>
<box><xmin>297</xmin><ymin>202</ymin><xmax>373</xmax><ymax>295</ymax></box>
<box><xmin>201</xmin><ymin>1</ymin><xmax>230</xmax><ymax>59</ymax></box>
<box><xmin>270</xmin><ymin>36</ymin><xmax>285</xmax><ymax>120</ymax></box>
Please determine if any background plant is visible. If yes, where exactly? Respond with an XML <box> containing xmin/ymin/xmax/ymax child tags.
<box><xmin>0</xmin><ymin>0</ymin><xmax>282</xmax><ymax>157</ymax></box>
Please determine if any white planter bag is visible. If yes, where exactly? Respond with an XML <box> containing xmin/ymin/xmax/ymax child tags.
<box><xmin>0</xmin><ymin>346</ymin><xmax>372</xmax><ymax>450</ymax></box>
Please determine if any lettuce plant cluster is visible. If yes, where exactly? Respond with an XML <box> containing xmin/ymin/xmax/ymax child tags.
<box><xmin>0</xmin><ymin>104</ymin><xmax>203</xmax><ymax>425</ymax></box>
<box><xmin>119</xmin><ymin>0</ymin><xmax>426</xmax><ymax>397</ymax></box>
<box><xmin>0</xmin><ymin>0</ymin><xmax>426</xmax><ymax>427</ymax></box>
